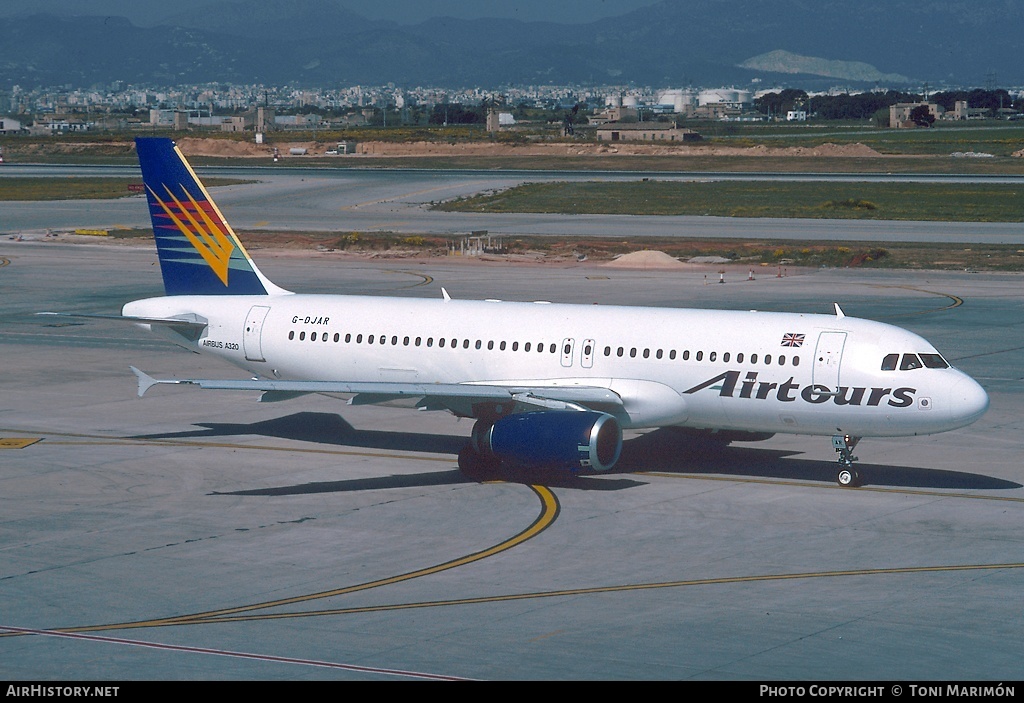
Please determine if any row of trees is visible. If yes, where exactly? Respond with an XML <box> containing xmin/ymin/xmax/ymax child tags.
<box><xmin>754</xmin><ymin>88</ymin><xmax>1023</xmax><ymax>122</ymax></box>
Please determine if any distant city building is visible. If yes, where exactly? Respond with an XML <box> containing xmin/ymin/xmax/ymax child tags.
<box><xmin>889</xmin><ymin>101</ymin><xmax>943</xmax><ymax>128</ymax></box>
<box><xmin>595</xmin><ymin>123</ymin><xmax>700</xmax><ymax>142</ymax></box>
<box><xmin>947</xmin><ymin>100</ymin><xmax>989</xmax><ymax>120</ymax></box>
<box><xmin>0</xmin><ymin>116</ymin><xmax>25</xmax><ymax>134</ymax></box>
<box><xmin>588</xmin><ymin>106</ymin><xmax>639</xmax><ymax>125</ymax></box>
<box><xmin>786</xmin><ymin>110</ymin><xmax>807</xmax><ymax>121</ymax></box>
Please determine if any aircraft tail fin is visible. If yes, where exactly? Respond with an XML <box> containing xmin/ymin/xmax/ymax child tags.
<box><xmin>134</xmin><ymin>137</ymin><xmax>288</xmax><ymax>297</ymax></box>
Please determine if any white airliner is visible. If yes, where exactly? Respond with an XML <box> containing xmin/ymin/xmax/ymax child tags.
<box><xmin>63</xmin><ymin>138</ymin><xmax>991</xmax><ymax>486</ymax></box>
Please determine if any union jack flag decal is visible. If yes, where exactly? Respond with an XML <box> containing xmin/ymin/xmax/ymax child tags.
<box><xmin>781</xmin><ymin>333</ymin><xmax>805</xmax><ymax>347</ymax></box>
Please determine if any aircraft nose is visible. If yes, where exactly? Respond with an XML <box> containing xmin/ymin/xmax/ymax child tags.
<box><xmin>951</xmin><ymin>375</ymin><xmax>989</xmax><ymax>425</ymax></box>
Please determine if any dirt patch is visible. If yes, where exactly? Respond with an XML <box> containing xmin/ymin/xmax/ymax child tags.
<box><xmin>354</xmin><ymin>140</ymin><xmax>884</xmax><ymax>158</ymax></box>
<box><xmin>3</xmin><ymin>136</ymin><xmax>886</xmax><ymax>160</ymax></box>
<box><xmin>602</xmin><ymin>250</ymin><xmax>690</xmax><ymax>269</ymax></box>
<box><xmin>176</xmin><ymin>138</ymin><xmax>274</xmax><ymax>157</ymax></box>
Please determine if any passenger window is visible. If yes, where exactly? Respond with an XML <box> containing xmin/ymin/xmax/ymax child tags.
<box><xmin>427</xmin><ymin>337</ymin><xmax>433</xmax><ymax>347</ymax></box>
<box><xmin>345</xmin><ymin>333</ymin><xmax>352</xmax><ymax>343</ymax></box>
<box><xmin>709</xmin><ymin>351</ymin><xmax>716</xmax><ymax>361</ymax></box>
<box><xmin>439</xmin><ymin>338</ymin><xmax>445</xmax><ymax>348</ymax></box>
<box><xmin>487</xmin><ymin>340</ymin><xmax>494</xmax><ymax>350</ymax></box>
<box><xmin>919</xmin><ymin>353</ymin><xmax>949</xmax><ymax>369</ymax></box>
<box><xmin>643</xmin><ymin>349</ymin><xmax>650</xmax><ymax>359</ymax></box>
<box><xmin>793</xmin><ymin>356</ymin><xmax>800</xmax><ymax>367</ymax></box>
<box><xmin>475</xmin><ymin>340</ymin><xmax>481</xmax><ymax>349</ymax></box>
<box><xmin>525</xmin><ymin>342</ymin><xmax>532</xmax><ymax>352</ymax></box>
<box><xmin>901</xmin><ymin>354</ymin><xmax>923</xmax><ymax>370</ymax></box>
<box><xmin>403</xmin><ymin>336</ymin><xmax>409</xmax><ymax>345</ymax></box>
<box><xmin>656</xmin><ymin>349</ymin><xmax>663</xmax><ymax>359</ymax></box>
<box><xmin>415</xmin><ymin>337</ymin><xmax>421</xmax><ymax>346</ymax></box>
<box><xmin>778</xmin><ymin>355</ymin><xmax>785</xmax><ymax>365</ymax></box>
<box><xmin>299</xmin><ymin>331</ymin><xmax>306</xmax><ymax>341</ymax></box>
<box><xmin>288</xmin><ymin>331</ymin><xmax>295</xmax><ymax>340</ymax></box>
<box><xmin>500</xmin><ymin>341</ymin><xmax>506</xmax><ymax>351</ymax></box>
<box><xmin>550</xmin><ymin>343</ymin><xmax>557</xmax><ymax>353</ymax></box>
<box><xmin>750</xmin><ymin>354</ymin><xmax>757</xmax><ymax>363</ymax></box>
<box><xmin>696</xmin><ymin>351</ymin><xmax>703</xmax><ymax>361</ymax></box>
<box><xmin>669</xmin><ymin>350</ymin><xmax>676</xmax><ymax>360</ymax></box>
<box><xmin>585</xmin><ymin>344</ymin><xmax>593</xmax><ymax>356</ymax></box>
<box><xmin>334</xmin><ymin>333</ymin><xmax>340</xmax><ymax>342</ymax></box>
<box><xmin>737</xmin><ymin>353</ymin><xmax>744</xmax><ymax>363</ymax></box>
<box><xmin>723</xmin><ymin>352</ymin><xmax>730</xmax><ymax>362</ymax></box>
<box><xmin>881</xmin><ymin>353</ymin><xmax>899</xmax><ymax>370</ymax></box>
<box><xmin>512</xmin><ymin>342</ymin><xmax>519</xmax><ymax>351</ymax></box>
<box><xmin>630</xmin><ymin>348</ymin><xmax>637</xmax><ymax>358</ymax></box>
<box><xmin>683</xmin><ymin>350</ymin><xmax>690</xmax><ymax>360</ymax></box>
<box><xmin>617</xmin><ymin>347</ymin><xmax>624</xmax><ymax>357</ymax></box>
<box><xmin>604</xmin><ymin>346</ymin><xmax>611</xmax><ymax>356</ymax></box>
<box><xmin>368</xmin><ymin>335</ymin><xmax>374</xmax><ymax>345</ymax></box>
<box><xmin>356</xmin><ymin>334</ymin><xmax>362</xmax><ymax>343</ymax></box>
<box><xmin>764</xmin><ymin>354</ymin><xmax>771</xmax><ymax>364</ymax></box>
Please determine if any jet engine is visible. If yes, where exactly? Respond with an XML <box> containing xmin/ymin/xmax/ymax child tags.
<box><xmin>471</xmin><ymin>411</ymin><xmax>622</xmax><ymax>472</ymax></box>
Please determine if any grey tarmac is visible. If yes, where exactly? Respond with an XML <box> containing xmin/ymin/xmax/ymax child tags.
<box><xmin>1</xmin><ymin>240</ymin><xmax>1022</xmax><ymax>680</ymax></box>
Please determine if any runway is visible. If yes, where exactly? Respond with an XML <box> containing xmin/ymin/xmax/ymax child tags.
<box><xmin>4</xmin><ymin>165</ymin><xmax>1024</xmax><ymax>244</ymax></box>
<box><xmin>1</xmin><ymin>240</ymin><xmax>1022</xmax><ymax>680</ymax></box>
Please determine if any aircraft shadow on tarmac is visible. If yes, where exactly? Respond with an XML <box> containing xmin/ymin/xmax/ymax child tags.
<box><xmin>134</xmin><ymin>412</ymin><xmax>1019</xmax><ymax>494</ymax></box>
<box><xmin>619</xmin><ymin>428</ymin><xmax>1022</xmax><ymax>491</ymax></box>
<box><xmin>136</xmin><ymin>411</ymin><xmax>643</xmax><ymax>494</ymax></box>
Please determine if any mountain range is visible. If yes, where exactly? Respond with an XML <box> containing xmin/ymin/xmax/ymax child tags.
<box><xmin>1</xmin><ymin>0</ymin><xmax>1021</xmax><ymax>90</ymax></box>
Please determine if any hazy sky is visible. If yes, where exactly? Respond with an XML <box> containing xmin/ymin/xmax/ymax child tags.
<box><xmin>0</xmin><ymin>0</ymin><xmax>663</xmax><ymax>25</ymax></box>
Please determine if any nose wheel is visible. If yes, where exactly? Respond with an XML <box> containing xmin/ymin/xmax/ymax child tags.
<box><xmin>832</xmin><ymin>434</ymin><xmax>862</xmax><ymax>487</ymax></box>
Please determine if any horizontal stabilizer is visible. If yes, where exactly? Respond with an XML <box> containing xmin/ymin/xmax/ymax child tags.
<box><xmin>39</xmin><ymin>312</ymin><xmax>208</xmax><ymax>342</ymax></box>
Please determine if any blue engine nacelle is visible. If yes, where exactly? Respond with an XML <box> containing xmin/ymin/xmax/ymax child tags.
<box><xmin>472</xmin><ymin>411</ymin><xmax>622</xmax><ymax>472</ymax></box>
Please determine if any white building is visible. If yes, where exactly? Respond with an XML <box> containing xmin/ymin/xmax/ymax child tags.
<box><xmin>0</xmin><ymin>117</ymin><xmax>25</xmax><ymax>134</ymax></box>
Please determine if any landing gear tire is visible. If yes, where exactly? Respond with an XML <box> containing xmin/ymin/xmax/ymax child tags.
<box><xmin>837</xmin><ymin>467</ymin><xmax>861</xmax><ymax>488</ymax></box>
<box><xmin>832</xmin><ymin>434</ymin><xmax>862</xmax><ymax>487</ymax></box>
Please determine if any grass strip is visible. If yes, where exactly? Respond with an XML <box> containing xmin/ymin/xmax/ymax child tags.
<box><xmin>436</xmin><ymin>180</ymin><xmax>1024</xmax><ymax>222</ymax></box>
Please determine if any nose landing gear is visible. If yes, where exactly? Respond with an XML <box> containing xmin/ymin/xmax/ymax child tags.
<box><xmin>832</xmin><ymin>434</ymin><xmax>862</xmax><ymax>487</ymax></box>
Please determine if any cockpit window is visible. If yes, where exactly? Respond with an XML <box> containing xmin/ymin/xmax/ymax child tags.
<box><xmin>900</xmin><ymin>353</ymin><xmax>923</xmax><ymax>370</ymax></box>
<box><xmin>881</xmin><ymin>353</ymin><xmax>899</xmax><ymax>371</ymax></box>
<box><xmin>919</xmin><ymin>353</ymin><xmax>949</xmax><ymax>369</ymax></box>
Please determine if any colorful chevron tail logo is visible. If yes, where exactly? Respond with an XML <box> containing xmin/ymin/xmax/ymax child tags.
<box><xmin>148</xmin><ymin>183</ymin><xmax>235</xmax><ymax>286</ymax></box>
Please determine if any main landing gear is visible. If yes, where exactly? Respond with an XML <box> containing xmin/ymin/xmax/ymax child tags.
<box><xmin>458</xmin><ymin>443</ymin><xmax>500</xmax><ymax>481</ymax></box>
<box><xmin>832</xmin><ymin>434</ymin><xmax>862</xmax><ymax>487</ymax></box>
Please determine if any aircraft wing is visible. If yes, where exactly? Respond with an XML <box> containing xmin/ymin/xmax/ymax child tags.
<box><xmin>130</xmin><ymin>367</ymin><xmax>623</xmax><ymax>414</ymax></box>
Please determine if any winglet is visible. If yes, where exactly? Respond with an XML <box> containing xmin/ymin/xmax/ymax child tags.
<box><xmin>441</xmin><ymin>287</ymin><xmax>451</xmax><ymax>301</ymax></box>
<box><xmin>833</xmin><ymin>302</ymin><xmax>846</xmax><ymax>319</ymax></box>
<box><xmin>130</xmin><ymin>366</ymin><xmax>160</xmax><ymax>398</ymax></box>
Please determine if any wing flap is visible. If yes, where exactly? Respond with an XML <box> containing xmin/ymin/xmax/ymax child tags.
<box><xmin>129</xmin><ymin>367</ymin><xmax>623</xmax><ymax>410</ymax></box>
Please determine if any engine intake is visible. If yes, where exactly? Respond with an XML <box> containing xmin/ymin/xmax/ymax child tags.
<box><xmin>473</xmin><ymin>411</ymin><xmax>622</xmax><ymax>472</ymax></box>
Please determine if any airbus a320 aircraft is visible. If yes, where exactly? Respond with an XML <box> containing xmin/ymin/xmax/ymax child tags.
<box><xmin>64</xmin><ymin>137</ymin><xmax>990</xmax><ymax>486</ymax></box>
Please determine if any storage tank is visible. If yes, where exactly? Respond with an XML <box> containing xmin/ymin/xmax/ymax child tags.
<box><xmin>674</xmin><ymin>91</ymin><xmax>695</xmax><ymax>113</ymax></box>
